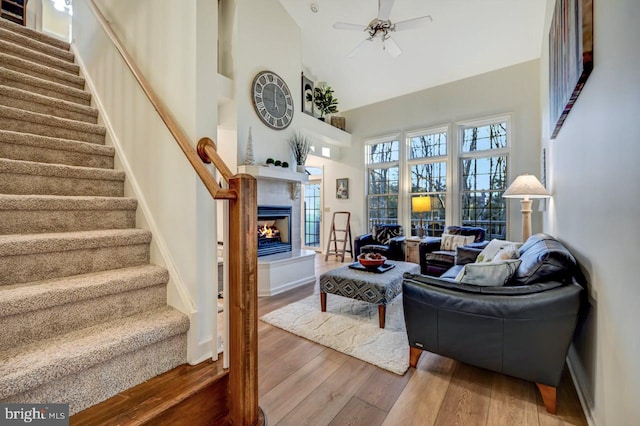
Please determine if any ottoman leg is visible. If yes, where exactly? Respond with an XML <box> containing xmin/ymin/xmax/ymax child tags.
<box><xmin>320</xmin><ymin>292</ymin><xmax>327</xmax><ymax>312</ymax></box>
<box><xmin>378</xmin><ymin>305</ymin><xmax>386</xmax><ymax>328</ymax></box>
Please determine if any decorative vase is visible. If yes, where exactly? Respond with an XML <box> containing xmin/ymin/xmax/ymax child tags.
<box><xmin>296</xmin><ymin>164</ymin><xmax>305</xmax><ymax>173</ymax></box>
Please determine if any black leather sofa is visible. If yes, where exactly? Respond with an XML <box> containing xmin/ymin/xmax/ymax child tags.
<box><xmin>418</xmin><ymin>225</ymin><xmax>487</xmax><ymax>275</ymax></box>
<box><xmin>354</xmin><ymin>224</ymin><xmax>405</xmax><ymax>261</ymax></box>
<box><xmin>402</xmin><ymin>233</ymin><xmax>584</xmax><ymax>414</ymax></box>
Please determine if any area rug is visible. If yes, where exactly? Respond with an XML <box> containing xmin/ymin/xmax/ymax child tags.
<box><xmin>260</xmin><ymin>293</ymin><xmax>409</xmax><ymax>375</ymax></box>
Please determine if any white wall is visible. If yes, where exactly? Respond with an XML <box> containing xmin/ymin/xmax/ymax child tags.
<box><xmin>42</xmin><ymin>0</ymin><xmax>71</xmax><ymax>41</ymax></box>
<box><xmin>540</xmin><ymin>0</ymin><xmax>640</xmax><ymax>424</ymax></box>
<box><xmin>231</xmin><ymin>0</ymin><xmax>301</xmax><ymax>167</ymax></box>
<box><xmin>342</xmin><ymin>60</ymin><xmax>542</xmax><ymax>241</ymax></box>
<box><xmin>73</xmin><ymin>0</ymin><xmax>218</xmax><ymax>364</ymax></box>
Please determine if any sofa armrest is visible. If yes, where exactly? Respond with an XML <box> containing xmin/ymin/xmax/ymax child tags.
<box><xmin>354</xmin><ymin>233</ymin><xmax>374</xmax><ymax>256</ymax></box>
<box><xmin>387</xmin><ymin>235</ymin><xmax>406</xmax><ymax>261</ymax></box>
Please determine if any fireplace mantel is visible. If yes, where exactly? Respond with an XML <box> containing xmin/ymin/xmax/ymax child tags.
<box><xmin>237</xmin><ymin>165</ymin><xmax>309</xmax><ymax>183</ymax></box>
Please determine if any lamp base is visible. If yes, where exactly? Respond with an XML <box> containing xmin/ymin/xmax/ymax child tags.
<box><xmin>520</xmin><ymin>199</ymin><xmax>533</xmax><ymax>241</ymax></box>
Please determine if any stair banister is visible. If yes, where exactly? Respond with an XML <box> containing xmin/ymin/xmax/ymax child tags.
<box><xmin>85</xmin><ymin>1</ymin><xmax>263</xmax><ymax>425</ymax></box>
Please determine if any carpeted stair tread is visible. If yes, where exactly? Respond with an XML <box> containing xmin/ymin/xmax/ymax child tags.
<box><xmin>0</xmin><ymin>27</ymin><xmax>75</xmax><ymax>63</ymax></box>
<box><xmin>0</xmin><ymin>265</ymin><xmax>168</xmax><ymax>317</ymax></box>
<box><xmin>0</xmin><ymin>194</ymin><xmax>136</xmax><ymax>211</ymax></box>
<box><xmin>0</xmin><ymin>130</ymin><xmax>113</xmax><ymax>168</ymax></box>
<box><xmin>0</xmin><ymin>306</ymin><xmax>189</xmax><ymax>400</ymax></box>
<box><xmin>0</xmin><ymin>67</ymin><xmax>91</xmax><ymax>105</ymax></box>
<box><xmin>0</xmin><ymin>18</ymin><xmax>71</xmax><ymax>51</ymax></box>
<box><xmin>0</xmin><ymin>85</ymin><xmax>98</xmax><ymax>123</ymax></box>
<box><xmin>0</xmin><ymin>228</ymin><xmax>151</xmax><ymax>257</ymax></box>
<box><xmin>0</xmin><ymin>158</ymin><xmax>124</xmax><ymax>197</ymax></box>
<box><xmin>0</xmin><ymin>105</ymin><xmax>106</xmax><ymax>144</ymax></box>
<box><xmin>0</xmin><ymin>52</ymin><xmax>85</xmax><ymax>89</ymax></box>
<box><xmin>0</xmin><ymin>194</ymin><xmax>137</xmax><ymax>234</ymax></box>
<box><xmin>0</xmin><ymin>38</ymin><xmax>78</xmax><ymax>76</ymax></box>
<box><xmin>0</xmin><ymin>157</ymin><xmax>123</xmax><ymax>182</ymax></box>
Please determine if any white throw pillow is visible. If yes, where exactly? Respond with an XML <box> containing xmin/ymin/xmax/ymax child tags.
<box><xmin>476</xmin><ymin>239</ymin><xmax>522</xmax><ymax>263</ymax></box>
<box><xmin>455</xmin><ymin>259</ymin><xmax>522</xmax><ymax>286</ymax></box>
<box><xmin>492</xmin><ymin>244</ymin><xmax>520</xmax><ymax>262</ymax></box>
<box><xmin>440</xmin><ymin>234</ymin><xmax>476</xmax><ymax>251</ymax></box>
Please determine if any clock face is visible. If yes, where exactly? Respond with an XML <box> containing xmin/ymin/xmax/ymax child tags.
<box><xmin>252</xmin><ymin>71</ymin><xmax>294</xmax><ymax>130</ymax></box>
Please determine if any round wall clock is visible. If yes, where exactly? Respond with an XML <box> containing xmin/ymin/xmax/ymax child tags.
<box><xmin>251</xmin><ymin>71</ymin><xmax>294</xmax><ymax>130</ymax></box>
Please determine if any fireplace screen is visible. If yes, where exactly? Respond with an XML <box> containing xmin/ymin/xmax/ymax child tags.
<box><xmin>257</xmin><ymin>206</ymin><xmax>292</xmax><ymax>257</ymax></box>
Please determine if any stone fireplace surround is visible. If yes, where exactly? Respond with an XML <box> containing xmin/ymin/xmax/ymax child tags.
<box><xmin>239</xmin><ymin>166</ymin><xmax>315</xmax><ymax>296</ymax></box>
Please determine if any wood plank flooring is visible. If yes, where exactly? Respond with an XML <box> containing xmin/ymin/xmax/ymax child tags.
<box><xmin>258</xmin><ymin>254</ymin><xmax>587</xmax><ymax>426</ymax></box>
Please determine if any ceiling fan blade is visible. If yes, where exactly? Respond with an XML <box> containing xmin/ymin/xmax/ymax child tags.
<box><xmin>333</xmin><ymin>22</ymin><xmax>367</xmax><ymax>32</ymax></box>
<box><xmin>383</xmin><ymin>37</ymin><xmax>402</xmax><ymax>57</ymax></box>
<box><xmin>393</xmin><ymin>15</ymin><xmax>433</xmax><ymax>32</ymax></box>
<box><xmin>348</xmin><ymin>39</ymin><xmax>373</xmax><ymax>58</ymax></box>
<box><xmin>377</xmin><ymin>0</ymin><xmax>395</xmax><ymax>21</ymax></box>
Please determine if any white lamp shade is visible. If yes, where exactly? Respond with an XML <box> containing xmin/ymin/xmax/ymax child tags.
<box><xmin>503</xmin><ymin>174</ymin><xmax>550</xmax><ymax>199</ymax></box>
<box><xmin>412</xmin><ymin>196</ymin><xmax>431</xmax><ymax>213</ymax></box>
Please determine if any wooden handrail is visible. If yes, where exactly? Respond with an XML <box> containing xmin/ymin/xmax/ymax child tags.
<box><xmin>85</xmin><ymin>1</ymin><xmax>263</xmax><ymax>425</ymax></box>
<box><xmin>86</xmin><ymin>0</ymin><xmax>235</xmax><ymax>200</ymax></box>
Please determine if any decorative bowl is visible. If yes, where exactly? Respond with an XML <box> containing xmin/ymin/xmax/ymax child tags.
<box><xmin>358</xmin><ymin>253</ymin><xmax>387</xmax><ymax>269</ymax></box>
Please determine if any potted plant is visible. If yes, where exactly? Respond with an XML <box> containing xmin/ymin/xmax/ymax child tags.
<box><xmin>309</xmin><ymin>86</ymin><xmax>338</xmax><ymax>121</ymax></box>
<box><xmin>288</xmin><ymin>132</ymin><xmax>311</xmax><ymax>172</ymax></box>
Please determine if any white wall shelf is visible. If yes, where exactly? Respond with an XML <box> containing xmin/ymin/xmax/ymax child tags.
<box><xmin>299</xmin><ymin>113</ymin><xmax>351</xmax><ymax>147</ymax></box>
<box><xmin>237</xmin><ymin>165</ymin><xmax>309</xmax><ymax>183</ymax></box>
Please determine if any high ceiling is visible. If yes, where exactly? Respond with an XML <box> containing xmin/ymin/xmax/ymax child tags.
<box><xmin>279</xmin><ymin>0</ymin><xmax>548</xmax><ymax>112</ymax></box>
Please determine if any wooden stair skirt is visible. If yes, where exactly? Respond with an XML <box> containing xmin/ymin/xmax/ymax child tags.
<box><xmin>1</xmin><ymin>0</ymin><xmax>28</xmax><ymax>26</ymax></box>
<box><xmin>71</xmin><ymin>359</ymin><xmax>230</xmax><ymax>425</ymax></box>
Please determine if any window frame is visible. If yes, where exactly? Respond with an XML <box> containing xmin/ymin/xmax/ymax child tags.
<box><xmin>363</xmin><ymin>114</ymin><xmax>512</xmax><ymax>240</ymax></box>
<box><xmin>364</xmin><ymin>134</ymin><xmax>401</xmax><ymax>228</ymax></box>
<box><xmin>404</xmin><ymin>125</ymin><xmax>450</xmax><ymax>236</ymax></box>
<box><xmin>455</xmin><ymin>115</ymin><xmax>512</xmax><ymax>239</ymax></box>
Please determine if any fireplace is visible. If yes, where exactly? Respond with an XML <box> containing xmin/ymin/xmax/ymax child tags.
<box><xmin>257</xmin><ymin>206</ymin><xmax>291</xmax><ymax>257</ymax></box>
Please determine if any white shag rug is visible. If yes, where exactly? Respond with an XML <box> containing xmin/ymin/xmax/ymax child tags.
<box><xmin>260</xmin><ymin>293</ymin><xmax>409</xmax><ymax>375</ymax></box>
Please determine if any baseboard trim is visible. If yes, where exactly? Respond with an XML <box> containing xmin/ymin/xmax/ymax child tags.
<box><xmin>258</xmin><ymin>276</ymin><xmax>316</xmax><ymax>297</ymax></box>
<box><xmin>567</xmin><ymin>348</ymin><xmax>598</xmax><ymax>426</ymax></box>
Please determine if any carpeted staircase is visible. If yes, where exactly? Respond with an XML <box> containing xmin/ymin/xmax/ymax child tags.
<box><xmin>0</xmin><ymin>18</ymin><xmax>190</xmax><ymax>415</ymax></box>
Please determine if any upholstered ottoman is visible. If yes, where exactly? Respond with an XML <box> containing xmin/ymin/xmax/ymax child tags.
<box><xmin>319</xmin><ymin>260</ymin><xmax>420</xmax><ymax>328</ymax></box>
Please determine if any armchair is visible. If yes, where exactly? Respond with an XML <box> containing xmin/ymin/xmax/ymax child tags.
<box><xmin>402</xmin><ymin>233</ymin><xmax>585</xmax><ymax>414</ymax></box>
<box><xmin>419</xmin><ymin>225</ymin><xmax>487</xmax><ymax>275</ymax></box>
<box><xmin>354</xmin><ymin>224</ymin><xmax>405</xmax><ymax>261</ymax></box>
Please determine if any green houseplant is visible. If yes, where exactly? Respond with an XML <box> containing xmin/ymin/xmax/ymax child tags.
<box><xmin>308</xmin><ymin>86</ymin><xmax>339</xmax><ymax>121</ymax></box>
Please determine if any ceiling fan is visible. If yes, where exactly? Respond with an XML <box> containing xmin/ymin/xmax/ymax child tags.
<box><xmin>333</xmin><ymin>0</ymin><xmax>432</xmax><ymax>58</ymax></box>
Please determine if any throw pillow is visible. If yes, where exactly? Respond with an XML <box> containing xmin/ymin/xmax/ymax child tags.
<box><xmin>440</xmin><ymin>234</ymin><xmax>476</xmax><ymax>251</ymax></box>
<box><xmin>476</xmin><ymin>239</ymin><xmax>522</xmax><ymax>263</ymax></box>
<box><xmin>373</xmin><ymin>226</ymin><xmax>403</xmax><ymax>245</ymax></box>
<box><xmin>454</xmin><ymin>259</ymin><xmax>522</xmax><ymax>287</ymax></box>
<box><xmin>492</xmin><ymin>244</ymin><xmax>520</xmax><ymax>262</ymax></box>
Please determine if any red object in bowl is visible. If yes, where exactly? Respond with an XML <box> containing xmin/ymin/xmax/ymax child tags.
<box><xmin>358</xmin><ymin>254</ymin><xmax>387</xmax><ymax>268</ymax></box>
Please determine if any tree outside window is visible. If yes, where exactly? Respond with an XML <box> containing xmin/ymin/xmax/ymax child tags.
<box><xmin>366</xmin><ymin>140</ymin><xmax>399</xmax><ymax>228</ymax></box>
<box><xmin>460</xmin><ymin>122</ymin><xmax>509</xmax><ymax>240</ymax></box>
<box><xmin>408</xmin><ymin>130</ymin><xmax>447</xmax><ymax>236</ymax></box>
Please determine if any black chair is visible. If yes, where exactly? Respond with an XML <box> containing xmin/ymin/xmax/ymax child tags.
<box><xmin>419</xmin><ymin>225</ymin><xmax>487</xmax><ymax>275</ymax></box>
<box><xmin>402</xmin><ymin>234</ymin><xmax>585</xmax><ymax>414</ymax></box>
<box><xmin>354</xmin><ymin>224</ymin><xmax>405</xmax><ymax>261</ymax></box>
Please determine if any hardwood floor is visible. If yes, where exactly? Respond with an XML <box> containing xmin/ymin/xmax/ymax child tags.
<box><xmin>258</xmin><ymin>254</ymin><xmax>587</xmax><ymax>426</ymax></box>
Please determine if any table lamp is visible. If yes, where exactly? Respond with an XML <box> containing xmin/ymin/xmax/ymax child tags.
<box><xmin>503</xmin><ymin>174</ymin><xmax>550</xmax><ymax>241</ymax></box>
<box><xmin>412</xmin><ymin>196</ymin><xmax>431</xmax><ymax>238</ymax></box>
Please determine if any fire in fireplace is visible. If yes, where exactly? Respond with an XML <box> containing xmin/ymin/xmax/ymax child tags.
<box><xmin>257</xmin><ymin>206</ymin><xmax>292</xmax><ymax>257</ymax></box>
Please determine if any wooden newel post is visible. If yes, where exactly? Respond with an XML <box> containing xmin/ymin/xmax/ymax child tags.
<box><xmin>227</xmin><ymin>173</ymin><xmax>265</xmax><ymax>426</ymax></box>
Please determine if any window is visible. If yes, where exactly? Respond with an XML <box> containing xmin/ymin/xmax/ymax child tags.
<box><xmin>407</xmin><ymin>129</ymin><xmax>447</xmax><ymax>236</ymax></box>
<box><xmin>459</xmin><ymin>121</ymin><xmax>509</xmax><ymax>240</ymax></box>
<box><xmin>364</xmin><ymin>116</ymin><xmax>511</xmax><ymax>240</ymax></box>
<box><xmin>366</xmin><ymin>139</ymin><xmax>400</xmax><ymax>228</ymax></box>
